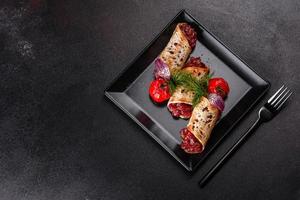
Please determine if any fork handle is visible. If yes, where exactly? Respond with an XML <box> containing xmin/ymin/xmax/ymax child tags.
<box><xmin>199</xmin><ymin>117</ymin><xmax>262</xmax><ymax>187</ymax></box>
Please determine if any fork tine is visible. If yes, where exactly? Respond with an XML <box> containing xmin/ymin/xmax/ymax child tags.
<box><xmin>267</xmin><ymin>85</ymin><xmax>285</xmax><ymax>104</ymax></box>
<box><xmin>274</xmin><ymin>89</ymin><xmax>290</xmax><ymax>108</ymax></box>
<box><xmin>270</xmin><ymin>86</ymin><xmax>288</xmax><ymax>105</ymax></box>
<box><xmin>276</xmin><ymin>91</ymin><xmax>292</xmax><ymax>111</ymax></box>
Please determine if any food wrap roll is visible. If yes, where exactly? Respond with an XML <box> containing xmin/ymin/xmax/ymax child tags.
<box><xmin>167</xmin><ymin>58</ymin><xmax>209</xmax><ymax>118</ymax></box>
<box><xmin>185</xmin><ymin>96</ymin><xmax>220</xmax><ymax>152</ymax></box>
<box><xmin>158</xmin><ymin>23</ymin><xmax>196</xmax><ymax>72</ymax></box>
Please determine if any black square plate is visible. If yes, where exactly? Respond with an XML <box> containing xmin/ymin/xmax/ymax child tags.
<box><xmin>105</xmin><ymin>10</ymin><xmax>270</xmax><ymax>171</ymax></box>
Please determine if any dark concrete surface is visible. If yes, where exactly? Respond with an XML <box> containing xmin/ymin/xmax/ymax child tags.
<box><xmin>0</xmin><ymin>0</ymin><xmax>299</xmax><ymax>199</ymax></box>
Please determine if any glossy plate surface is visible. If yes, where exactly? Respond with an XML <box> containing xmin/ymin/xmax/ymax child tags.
<box><xmin>105</xmin><ymin>10</ymin><xmax>270</xmax><ymax>171</ymax></box>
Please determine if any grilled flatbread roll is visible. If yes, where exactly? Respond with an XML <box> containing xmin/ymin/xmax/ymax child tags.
<box><xmin>167</xmin><ymin>58</ymin><xmax>209</xmax><ymax>119</ymax></box>
<box><xmin>187</xmin><ymin>96</ymin><xmax>220</xmax><ymax>151</ymax></box>
<box><xmin>158</xmin><ymin>23</ymin><xmax>194</xmax><ymax>72</ymax></box>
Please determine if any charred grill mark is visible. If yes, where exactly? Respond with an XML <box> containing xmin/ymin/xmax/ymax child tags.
<box><xmin>202</xmin><ymin>107</ymin><xmax>208</xmax><ymax>112</ymax></box>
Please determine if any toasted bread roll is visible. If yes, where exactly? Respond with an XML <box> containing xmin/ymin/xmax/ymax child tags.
<box><xmin>167</xmin><ymin>58</ymin><xmax>209</xmax><ymax>119</ymax></box>
<box><xmin>187</xmin><ymin>96</ymin><xmax>220</xmax><ymax>151</ymax></box>
<box><xmin>158</xmin><ymin>23</ymin><xmax>194</xmax><ymax>72</ymax></box>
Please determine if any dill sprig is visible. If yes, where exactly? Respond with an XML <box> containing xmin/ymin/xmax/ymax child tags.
<box><xmin>169</xmin><ymin>70</ymin><xmax>211</xmax><ymax>107</ymax></box>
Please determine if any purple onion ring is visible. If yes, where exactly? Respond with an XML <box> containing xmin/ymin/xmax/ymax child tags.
<box><xmin>208</xmin><ymin>93</ymin><xmax>225</xmax><ymax>112</ymax></box>
<box><xmin>154</xmin><ymin>58</ymin><xmax>171</xmax><ymax>80</ymax></box>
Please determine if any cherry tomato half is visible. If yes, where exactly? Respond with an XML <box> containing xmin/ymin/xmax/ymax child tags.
<box><xmin>149</xmin><ymin>78</ymin><xmax>171</xmax><ymax>103</ymax></box>
<box><xmin>208</xmin><ymin>78</ymin><xmax>230</xmax><ymax>99</ymax></box>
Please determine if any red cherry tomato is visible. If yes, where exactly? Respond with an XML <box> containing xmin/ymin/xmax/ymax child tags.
<box><xmin>208</xmin><ymin>78</ymin><xmax>230</xmax><ymax>98</ymax></box>
<box><xmin>149</xmin><ymin>79</ymin><xmax>171</xmax><ymax>103</ymax></box>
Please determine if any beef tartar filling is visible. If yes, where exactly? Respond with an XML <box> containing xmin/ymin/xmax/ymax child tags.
<box><xmin>183</xmin><ymin>57</ymin><xmax>206</xmax><ymax>68</ymax></box>
<box><xmin>180</xmin><ymin>128</ymin><xmax>203</xmax><ymax>154</ymax></box>
<box><xmin>168</xmin><ymin>103</ymin><xmax>193</xmax><ymax>118</ymax></box>
<box><xmin>179</xmin><ymin>23</ymin><xmax>197</xmax><ymax>49</ymax></box>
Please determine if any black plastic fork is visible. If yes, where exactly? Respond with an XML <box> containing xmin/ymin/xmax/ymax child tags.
<box><xmin>199</xmin><ymin>85</ymin><xmax>292</xmax><ymax>187</ymax></box>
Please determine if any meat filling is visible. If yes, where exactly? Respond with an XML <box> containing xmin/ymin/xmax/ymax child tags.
<box><xmin>180</xmin><ymin>128</ymin><xmax>203</xmax><ymax>154</ymax></box>
<box><xmin>168</xmin><ymin>103</ymin><xmax>193</xmax><ymax>119</ymax></box>
<box><xmin>183</xmin><ymin>56</ymin><xmax>206</xmax><ymax>68</ymax></box>
<box><xmin>179</xmin><ymin>23</ymin><xmax>197</xmax><ymax>49</ymax></box>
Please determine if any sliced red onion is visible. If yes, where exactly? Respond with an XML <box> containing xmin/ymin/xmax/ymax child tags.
<box><xmin>208</xmin><ymin>93</ymin><xmax>225</xmax><ymax>112</ymax></box>
<box><xmin>154</xmin><ymin>58</ymin><xmax>171</xmax><ymax>80</ymax></box>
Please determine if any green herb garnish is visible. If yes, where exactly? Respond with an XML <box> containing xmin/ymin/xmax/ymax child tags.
<box><xmin>169</xmin><ymin>70</ymin><xmax>211</xmax><ymax>107</ymax></box>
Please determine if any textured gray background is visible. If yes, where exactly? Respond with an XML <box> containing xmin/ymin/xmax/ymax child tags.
<box><xmin>0</xmin><ymin>0</ymin><xmax>299</xmax><ymax>199</ymax></box>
